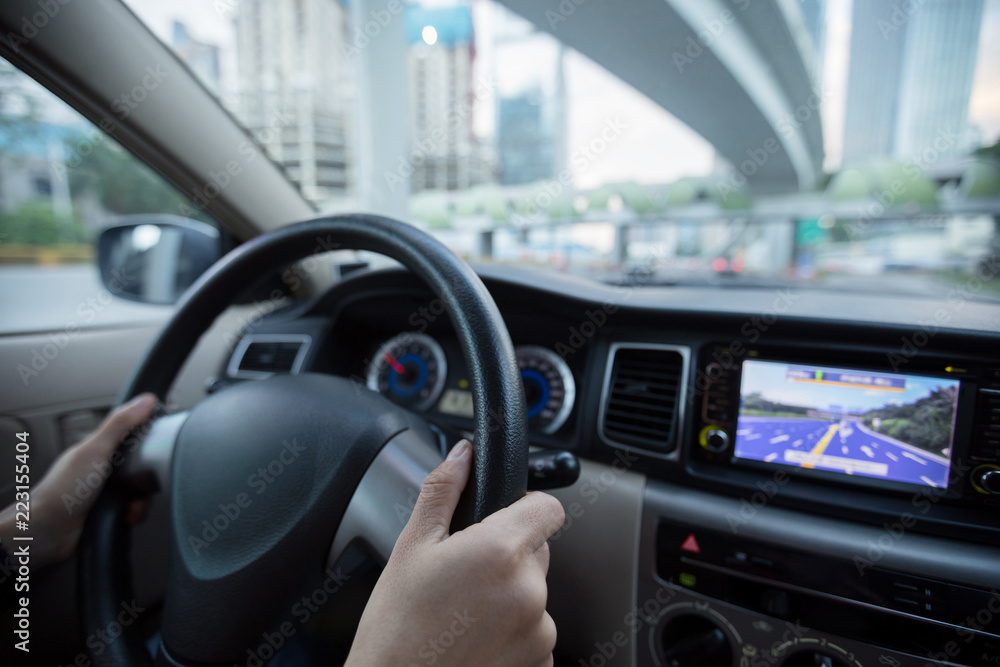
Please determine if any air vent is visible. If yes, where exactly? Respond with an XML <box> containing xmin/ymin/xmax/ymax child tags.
<box><xmin>600</xmin><ymin>344</ymin><xmax>688</xmax><ymax>453</ymax></box>
<box><xmin>228</xmin><ymin>335</ymin><xmax>311</xmax><ymax>379</ymax></box>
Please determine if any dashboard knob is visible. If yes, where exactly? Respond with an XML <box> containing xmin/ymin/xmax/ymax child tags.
<box><xmin>661</xmin><ymin>615</ymin><xmax>733</xmax><ymax>667</ymax></box>
<box><xmin>971</xmin><ymin>465</ymin><xmax>1000</xmax><ymax>495</ymax></box>
<box><xmin>702</xmin><ymin>428</ymin><xmax>730</xmax><ymax>453</ymax></box>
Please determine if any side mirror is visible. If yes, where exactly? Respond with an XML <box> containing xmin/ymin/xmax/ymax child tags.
<box><xmin>97</xmin><ymin>216</ymin><xmax>221</xmax><ymax>305</ymax></box>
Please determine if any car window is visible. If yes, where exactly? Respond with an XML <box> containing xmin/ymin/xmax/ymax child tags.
<box><xmin>0</xmin><ymin>57</ymin><xmax>220</xmax><ymax>334</ymax></box>
<box><xmin>124</xmin><ymin>0</ymin><xmax>999</xmax><ymax>301</ymax></box>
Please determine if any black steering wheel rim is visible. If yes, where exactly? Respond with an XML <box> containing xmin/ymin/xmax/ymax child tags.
<box><xmin>78</xmin><ymin>214</ymin><xmax>528</xmax><ymax>666</ymax></box>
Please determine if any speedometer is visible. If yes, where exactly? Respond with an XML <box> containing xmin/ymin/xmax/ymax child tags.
<box><xmin>367</xmin><ymin>333</ymin><xmax>447</xmax><ymax>412</ymax></box>
<box><xmin>515</xmin><ymin>345</ymin><xmax>576</xmax><ymax>434</ymax></box>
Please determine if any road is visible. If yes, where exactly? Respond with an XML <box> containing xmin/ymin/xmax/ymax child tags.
<box><xmin>735</xmin><ymin>415</ymin><xmax>950</xmax><ymax>488</ymax></box>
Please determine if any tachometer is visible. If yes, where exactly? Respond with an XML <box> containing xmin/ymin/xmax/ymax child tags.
<box><xmin>367</xmin><ymin>333</ymin><xmax>447</xmax><ymax>412</ymax></box>
<box><xmin>515</xmin><ymin>345</ymin><xmax>576</xmax><ymax>434</ymax></box>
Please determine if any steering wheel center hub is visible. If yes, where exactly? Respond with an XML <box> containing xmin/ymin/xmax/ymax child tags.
<box><xmin>162</xmin><ymin>373</ymin><xmax>417</xmax><ymax>663</ymax></box>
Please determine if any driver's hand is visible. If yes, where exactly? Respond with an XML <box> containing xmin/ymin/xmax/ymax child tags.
<box><xmin>344</xmin><ymin>439</ymin><xmax>565</xmax><ymax>667</ymax></box>
<box><xmin>0</xmin><ymin>393</ymin><xmax>158</xmax><ymax>569</ymax></box>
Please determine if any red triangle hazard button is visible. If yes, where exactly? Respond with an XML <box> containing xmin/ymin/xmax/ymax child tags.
<box><xmin>681</xmin><ymin>533</ymin><xmax>700</xmax><ymax>554</ymax></box>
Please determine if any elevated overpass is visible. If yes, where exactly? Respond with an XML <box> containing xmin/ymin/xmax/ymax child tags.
<box><xmin>497</xmin><ymin>0</ymin><xmax>826</xmax><ymax>194</ymax></box>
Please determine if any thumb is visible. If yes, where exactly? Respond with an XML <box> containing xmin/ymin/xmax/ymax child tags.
<box><xmin>402</xmin><ymin>439</ymin><xmax>472</xmax><ymax>546</ymax></box>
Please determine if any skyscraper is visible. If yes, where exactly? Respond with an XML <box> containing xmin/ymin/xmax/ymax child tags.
<box><xmin>892</xmin><ymin>0</ymin><xmax>984</xmax><ymax>158</ymax></box>
<box><xmin>234</xmin><ymin>0</ymin><xmax>352</xmax><ymax>202</ymax></box>
<box><xmin>492</xmin><ymin>5</ymin><xmax>561</xmax><ymax>186</ymax></box>
<box><xmin>405</xmin><ymin>5</ymin><xmax>491</xmax><ymax>192</ymax></box>
<box><xmin>497</xmin><ymin>90</ymin><xmax>554</xmax><ymax>186</ymax></box>
<box><xmin>841</xmin><ymin>0</ymin><xmax>984</xmax><ymax>166</ymax></box>
<box><xmin>841</xmin><ymin>0</ymin><xmax>908</xmax><ymax>165</ymax></box>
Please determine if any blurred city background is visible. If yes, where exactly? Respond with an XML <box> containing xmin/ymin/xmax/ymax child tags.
<box><xmin>1</xmin><ymin>0</ymin><xmax>999</xmax><ymax>305</ymax></box>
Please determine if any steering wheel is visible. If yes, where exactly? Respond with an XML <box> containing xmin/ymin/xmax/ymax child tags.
<box><xmin>78</xmin><ymin>214</ymin><xmax>529</xmax><ymax>666</ymax></box>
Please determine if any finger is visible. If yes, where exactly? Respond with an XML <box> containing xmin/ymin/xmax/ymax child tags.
<box><xmin>526</xmin><ymin>613</ymin><xmax>557</xmax><ymax>667</ymax></box>
<box><xmin>95</xmin><ymin>393</ymin><xmax>159</xmax><ymax>448</ymax></box>
<box><xmin>125</xmin><ymin>498</ymin><xmax>150</xmax><ymax>525</ymax></box>
<box><xmin>539</xmin><ymin>612</ymin><xmax>558</xmax><ymax>655</ymax></box>
<box><xmin>534</xmin><ymin>538</ymin><xmax>551</xmax><ymax>573</ymax></box>
<box><xmin>402</xmin><ymin>439</ymin><xmax>472</xmax><ymax>545</ymax></box>
<box><xmin>485</xmin><ymin>491</ymin><xmax>564</xmax><ymax>555</ymax></box>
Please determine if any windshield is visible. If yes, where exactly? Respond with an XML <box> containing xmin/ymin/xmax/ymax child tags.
<box><xmin>122</xmin><ymin>0</ymin><xmax>1000</xmax><ymax>300</ymax></box>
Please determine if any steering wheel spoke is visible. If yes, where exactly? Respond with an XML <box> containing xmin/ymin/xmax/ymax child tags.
<box><xmin>120</xmin><ymin>410</ymin><xmax>188</xmax><ymax>496</ymax></box>
<box><xmin>328</xmin><ymin>428</ymin><xmax>444</xmax><ymax>566</ymax></box>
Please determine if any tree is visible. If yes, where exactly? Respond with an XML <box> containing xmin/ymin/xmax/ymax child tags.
<box><xmin>67</xmin><ymin>136</ymin><xmax>203</xmax><ymax>218</ymax></box>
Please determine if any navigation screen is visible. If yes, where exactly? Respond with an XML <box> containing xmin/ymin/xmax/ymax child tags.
<box><xmin>734</xmin><ymin>360</ymin><xmax>959</xmax><ymax>489</ymax></box>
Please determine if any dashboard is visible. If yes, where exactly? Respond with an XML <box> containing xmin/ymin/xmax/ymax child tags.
<box><xmin>222</xmin><ymin>264</ymin><xmax>1000</xmax><ymax>667</ymax></box>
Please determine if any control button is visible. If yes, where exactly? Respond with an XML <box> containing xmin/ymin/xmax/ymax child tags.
<box><xmin>681</xmin><ymin>533</ymin><xmax>701</xmax><ymax>553</ymax></box>
<box><xmin>526</xmin><ymin>450</ymin><xmax>581</xmax><ymax>490</ymax></box>
<box><xmin>971</xmin><ymin>464</ymin><xmax>1000</xmax><ymax>495</ymax></box>
<box><xmin>660</xmin><ymin>615</ymin><xmax>733</xmax><ymax>667</ymax></box>
<box><xmin>700</xmin><ymin>428</ymin><xmax>730</xmax><ymax>453</ymax></box>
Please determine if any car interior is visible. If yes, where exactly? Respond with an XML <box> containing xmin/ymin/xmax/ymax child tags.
<box><xmin>0</xmin><ymin>0</ymin><xmax>998</xmax><ymax>666</ymax></box>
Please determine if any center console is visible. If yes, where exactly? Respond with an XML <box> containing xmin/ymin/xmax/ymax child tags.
<box><xmin>636</xmin><ymin>482</ymin><xmax>1000</xmax><ymax>667</ymax></box>
<box><xmin>629</xmin><ymin>342</ymin><xmax>1000</xmax><ymax>667</ymax></box>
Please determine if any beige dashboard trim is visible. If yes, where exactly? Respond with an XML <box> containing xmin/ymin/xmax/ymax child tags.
<box><xmin>547</xmin><ymin>458</ymin><xmax>646</xmax><ymax>666</ymax></box>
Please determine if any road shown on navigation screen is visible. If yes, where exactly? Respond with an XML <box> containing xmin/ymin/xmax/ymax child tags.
<box><xmin>734</xmin><ymin>415</ymin><xmax>950</xmax><ymax>488</ymax></box>
<box><xmin>733</xmin><ymin>360</ymin><xmax>959</xmax><ymax>489</ymax></box>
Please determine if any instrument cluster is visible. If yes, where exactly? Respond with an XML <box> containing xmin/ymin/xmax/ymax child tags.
<box><xmin>365</xmin><ymin>333</ymin><xmax>576</xmax><ymax>434</ymax></box>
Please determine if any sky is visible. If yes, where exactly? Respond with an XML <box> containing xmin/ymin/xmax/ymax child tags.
<box><xmin>118</xmin><ymin>0</ymin><xmax>1000</xmax><ymax>189</ymax></box>
<box><xmin>740</xmin><ymin>359</ymin><xmax>960</xmax><ymax>415</ymax></box>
